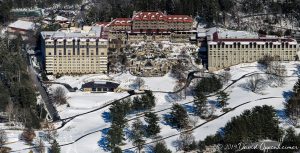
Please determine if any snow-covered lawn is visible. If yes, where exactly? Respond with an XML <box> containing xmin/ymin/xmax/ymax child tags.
<box><xmin>4</xmin><ymin>62</ymin><xmax>300</xmax><ymax>153</ymax></box>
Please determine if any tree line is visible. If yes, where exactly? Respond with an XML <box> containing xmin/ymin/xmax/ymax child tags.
<box><xmin>0</xmin><ymin>35</ymin><xmax>44</xmax><ymax>129</ymax></box>
<box><xmin>285</xmin><ymin>77</ymin><xmax>300</xmax><ymax>126</ymax></box>
<box><xmin>199</xmin><ymin>105</ymin><xmax>300</xmax><ymax>153</ymax></box>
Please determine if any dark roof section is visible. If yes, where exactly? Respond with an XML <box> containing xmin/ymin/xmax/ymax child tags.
<box><xmin>145</xmin><ymin>61</ymin><xmax>153</xmax><ymax>67</ymax></box>
<box><xmin>212</xmin><ymin>32</ymin><xmax>295</xmax><ymax>42</ymax></box>
<box><xmin>81</xmin><ymin>81</ymin><xmax>120</xmax><ymax>89</ymax></box>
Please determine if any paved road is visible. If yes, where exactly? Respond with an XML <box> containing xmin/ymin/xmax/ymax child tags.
<box><xmin>27</xmin><ymin>55</ymin><xmax>60</xmax><ymax>121</ymax></box>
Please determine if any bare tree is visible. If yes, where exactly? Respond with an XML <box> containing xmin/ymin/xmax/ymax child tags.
<box><xmin>21</xmin><ymin>128</ymin><xmax>36</xmax><ymax>144</ymax></box>
<box><xmin>173</xmin><ymin>82</ymin><xmax>185</xmax><ymax>99</ymax></box>
<box><xmin>170</xmin><ymin>62</ymin><xmax>186</xmax><ymax>81</ymax></box>
<box><xmin>52</xmin><ymin>86</ymin><xmax>67</xmax><ymax>105</ymax></box>
<box><xmin>0</xmin><ymin>130</ymin><xmax>7</xmax><ymax>147</ymax></box>
<box><xmin>188</xmin><ymin>116</ymin><xmax>199</xmax><ymax>127</ymax></box>
<box><xmin>242</xmin><ymin>74</ymin><xmax>266</xmax><ymax>93</ymax></box>
<box><xmin>177</xmin><ymin>131</ymin><xmax>195</xmax><ymax>151</ymax></box>
<box><xmin>220</xmin><ymin>71</ymin><xmax>232</xmax><ymax>84</ymax></box>
<box><xmin>35</xmin><ymin>138</ymin><xmax>45</xmax><ymax>153</ymax></box>
<box><xmin>266</xmin><ymin>61</ymin><xmax>287</xmax><ymax>87</ymax></box>
<box><xmin>5</xmin><ymin>102</ymin><xmax>14</xmax><ymax>123</ymax></box>
<box><xmin>135</xmin><ymin>77</ymin><xmax>145</xmax><ymax>90</ymax></box>
<box><xmin>258</xmin><ymin>55</ymin><xmax>274</xmax><ymax>68</ymax></box>
<box><xmin>44</xmin><ymin>121</ymin><xmax>58</xmax><ymax>143</ymax></box>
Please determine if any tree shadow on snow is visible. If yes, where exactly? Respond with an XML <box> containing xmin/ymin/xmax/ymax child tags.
<box><xmin>97</xmin><ymin>128</ymin><xmax>110</xmax><ymax>151</ymax></box>
<box><xmin>276</xmin><ymin>109</ymin><xmax>288</xmax><ymax>120</ymax></box>
<box><xmin>183</xmin><ymin>104</ymin><xmax>196</xmax><ymax>115</ymax></box>
<box><xmin>291</xmin><ymin>64</ymin><xmax>300</xmax><ymax>76</ymax></box>
<box><xmin>144</xmin><ymin>145</ymin><xmax>154</xmax><ymax>153</ymax></box>
<box><xmin>161</xmin><ymin>114</ymin><xmax>173</xmax><ymax>127</ymax></box>
<box><xmin>208</xmin><ymin>100</ymin><xmax>222</xmax><ymax>109</ymax></box>
<box><xmin>165</xmin><ymin>93</ymin><xmax>179</xmax><ymax>103</ymax></box>
<box><xmin>123</xmin><ymin>149</ymin><xmax>135</xmax><ymax>153</ymax></box>
<box><xmin>101</xmin><ymin>111</ymin><xmax>111</xmax><ymax>123</ymax></box>
<box><xmin>282</xmin><ymin>91</ymin><xmax>294</xmax><ymax>102</ymax></box>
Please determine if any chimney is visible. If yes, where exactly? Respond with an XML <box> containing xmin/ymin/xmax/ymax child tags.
<box><xmin>133</xmin><ymin>11</ymin><xmax>136</xmax><ymax>17</ymax></box>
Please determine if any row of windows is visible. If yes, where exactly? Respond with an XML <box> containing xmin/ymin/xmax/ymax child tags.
<box><xmin>210</xmin><ymin>51</ymin><xmax>296</xmax><ymax>55</ymax></box>
<box><xmin>46</xmin><ymin>40</ymin><xmax>107</xmax><ymax>45</ymax></box>
<box><xmin>209</xmin><ymin>44</ymin><xmax>297</xmax><ymax>49</ymax></box>
<box><xmin>48</xmin><ymin>52</ymin><xmax>106</xmax><ymax>56</ymax></box>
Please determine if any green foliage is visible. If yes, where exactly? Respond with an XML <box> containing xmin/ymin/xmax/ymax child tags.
<box><xmin>107</xmin><ymin>124</ymin><xmax>125</xmax><ymax>150</ymax></box>
<box><xmin>201</xmin><ymin>106</ymin><xmax>285</xmax><ymax>152</ymax></box>
<box><xmin>110</xmin><ymin>99</ymin><xmax>131</xmax><ymax>127</ymax></box>
<box><xmin>144</xmin><ymin>112</ymin><xmax>160</xmax><ymax>137</ymax></box>
<box><xmin>195</xmin><ymin>75</ymin><xmax>222</xmax><ymax>94</ymax></box>
<box><xmin>49</xmin><ymin>140</ymin><xmax>60</xmax><ymax>153</ymax></box>
<box><xmin>217</xmin><ymin>91</ymin><xmax>229</xmax><ymax>108</ymax></box>
<box><xmin>166</xmin><ymin>104</ymin><xmax>189</xmax><ymax>129</ymax></box>
<box><xmin>153</xmin><ymin>142</ymin><xmax>172</xmax><ymax>153</ymax></box>
<box><xmin>132</xmin><ymin>91</ymin><xmax>156</xmax><ymax>111</ymax></box>
<box><xmin>293</xmin><ymin>78</ymin><xmax>300</xmax><ymax>93</ymax></box>
<box><xmin>131</xmin><ymin>119</ymin><xmax>145</xmax><ymax>152</ymax></box>
<box><xmin>193</xmin><ymin>92</ymin><xmax>207</xmax><ymax>116</ymax></box>
<box><xmin>0</xmin><ymin>36</ymin><xmax>41</xmax><ymax>128</ymax></box>
<box><xmin>111</xmin><ymin>146</ymin><xmax>122</xmax><ymax>153</ymax></box>
<box><xmin>241</xmin><ymin>0</ymin><xmax>264</xmax><ymax>14</ymax></box>
<box><xmin>0</xmin><ymin>82</ymin><xmax>10</xmax><ymax>112</ymax></box>
<box><xmin>0</xmin><ymin>0</ymin><xmax>12</xmax><ymax>23</ymax></box>
<box><xmin>280</xmin><ymin>128</ymin><xmax>300</xmax><ymax>153</ymax></box>
<box><xmin>286</xmin><ymin>77</ymin><xmax>300</xmax><ymax>124</ymax></box>
<box><xmin>223</xmin><ymin>106</ymin><xmax>282</xmax><ymax>145</ymax></box>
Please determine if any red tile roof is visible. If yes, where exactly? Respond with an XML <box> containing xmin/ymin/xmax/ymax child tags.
<box><xmin>96</xmin><ymin>22</ymin><xmax>110</xmax><ymax>27</ymax></box>
<box><xmin>132</xmin><ymin>11</ymin><xmax>165</xmax><ymax>21</ymax></box>
<box><xmin>110</xmin><ymin>18</ymin><xmax>132</xmax><ymax>26</ymax></box>
<box><xmin>166</xmin><ymin>15</ymin><xmax>193</xmax><ymax>23</ymax></box>
<box><xmin>212</xmin><ymin>32</ymin><xmax>294</xmax><ymax>42</ymax></box>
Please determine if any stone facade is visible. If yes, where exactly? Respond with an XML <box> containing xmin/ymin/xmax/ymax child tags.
<box><xmin>208</xmin><ymin>31</ymin><xmax>299</xmax><ymax>71</ymax></box>
<box><xmin>41</xmin><ymin>27</ymin><xmax>108</xmax><ymax>75</ymax></box>
<box><xmin>106</xmin><ymin>11</ymin><xmax>195</xmax><ymax>44</ymax></box>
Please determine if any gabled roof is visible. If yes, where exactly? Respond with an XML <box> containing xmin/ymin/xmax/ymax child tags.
<box><xmin>81</xmin><ymin>81</ymin><xmax>120</xmax><ymax>89</ymax></box>
<box><xmin>166</xmin><ymin>15</ymin><xmax>193</xmax><ymax>23</ymax></box>
<box><xmin>8</xmin><ymin>20</ymin><xmax>36</xmax><ymax>31</ymax></box>
<box><xmin>110</xmin><ymin>18</ymin><xmax>132</xmax><ymax>26</ymax></box>
<box><xmin>132</xmin><ymin>11</ymin><xmax>165</xmax><ymax>21</ymax></box>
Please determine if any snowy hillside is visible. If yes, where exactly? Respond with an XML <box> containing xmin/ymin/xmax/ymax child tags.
<box><xmin>5</xmin><ymin>62</ymin><xmax>300</xmax><ymax>153</ymax></box>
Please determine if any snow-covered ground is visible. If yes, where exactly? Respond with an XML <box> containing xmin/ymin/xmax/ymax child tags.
<box><xmin>4</xmin><ymin>62</ymin><xmax>300</xmax><ymax>153</ymax></box>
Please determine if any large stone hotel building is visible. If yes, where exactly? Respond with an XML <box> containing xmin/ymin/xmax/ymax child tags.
<box><xmin>105</xmin><ymin>11</ymin><xmax>195</xmax><ymax>44</ymax></box>
<box><xmin>207</xmin><ymin>29</ymin><xmax>299</xmax><ymax>71</ymax></box>
<box><xmin>41</xmin><ymin>26</ymin><xmax>108</xmax><ymax>75</ymax></box>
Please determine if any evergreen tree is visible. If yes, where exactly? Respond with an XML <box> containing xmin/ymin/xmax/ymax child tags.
<box><xmin>144</xmin><ymin>112</ymin><xmax>160</xmax><ymax>137</ymax></box>
<box><xmin>153</xmin><ymin>142</ymin><xmax>172</xmax><ymax>153</ymax></box>
<box><xmin>142</xmin><ymin>90</ymin><xmax>156</xmax><ymax>110</ymax></box>
<box><xmin>111</xmin><ymin>146</ymin><xmax>122</xmax><ymax>153</ymax></box>
<box><xmin>132</xmin><ymin>96</ymin><xmax>143</xmax><ymax>111</ymax></box>
<box><xmin>167</xmin><ymin>104</ymin><xmax>189</xmax><ymax>129</ymax></box>
<box><xmin>281</xmin><ymin>128</ymin><xmax>300</xmax><ymax>150</ymax></box>
<box><xmin>293</xmin><ymin>77</ymin><xmax>300</xmax><ymax>93</ymax></box>
<box><xmin>193</xmin><ymin>92</ymin><xmax>207</xmax><ymax>116</ymax></box>
<box><xmin>109</xmin><ymin>99</ymin><xmax>131</xmax><ymax>128</ymax></box>
<box><xmin>131</xmin><ymin>119</ymin><xmax>145</xmax><ymax>153</ymax></box>
<box><xmin>217</xmin><ymin>91</ymin><xmax>229</xmax><ymax>108</ymax></box>
<box><xmin>195</xmin><ymin>75</ymin><xmax>222</xmax><ymax>94</ymax></box>
<box><xmin>49</xmin><ymin>140</ymin><xmax>60</xmax><ymax>153</ymax></box>
<box><xmin>107</xmin><ymin>124</ymin><xmax>124</xmax><ymax>149</ymax></box>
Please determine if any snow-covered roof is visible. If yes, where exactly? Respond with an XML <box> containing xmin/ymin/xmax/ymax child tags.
<box><xmin>41</xmin><ymin>26</ymin><xmax>102</xmax><ymax>40</ymax></box>
<box><xmin>55</xmin><ymin>15</ymin><xmax>68</xmax><ymax>22</ymax></box>
<box><xmin>8</xmin><ymin>20</ymin><xmax>36</xmax><ymax>31</ymax></box>
<box><xmin>218</xmin><ymin>30</ymin><xmax>258</xmax><ymax>39</ymax></box>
